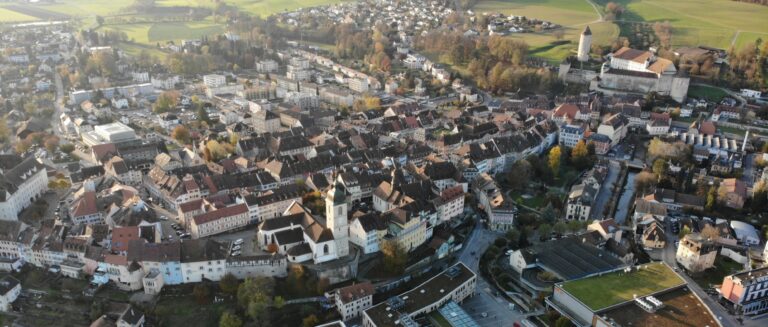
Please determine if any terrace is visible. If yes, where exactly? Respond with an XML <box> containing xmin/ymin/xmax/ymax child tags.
<box><xmin>559</xmin><ymin>262</ymin><xmax>685</xmax><ymax>311</ymax></box>
<box><xmin>601</xmin><ymin>288</ymin><xmax>718</xmax><ymax>327</ymax></box>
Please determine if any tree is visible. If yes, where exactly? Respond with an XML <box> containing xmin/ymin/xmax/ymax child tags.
<box><xmin>652</xmin><ymin>159</ymin><xmax>668</xmax><ymax>178</ymax></box>
<box><xmin>60</xmin><ymin>143</ymin><xmax>75</xmax><ymax>154</ymax></box>
<box><xmin>220</xmin><ymin>273</ymin><xmax>239</xmax><ymax>295</ymax></box>
<box><xmin>206</xmin><ymin>140</ymin><xmax>232</xmax><ymax>161</ymax></box>
<box><xmin>381</xmin><ymin>240</ymin><xmax>407</xmax><ymax>275</ymax></box>
<box><xmin>506</xmin><ymin>228</ymin><xmax>521</xmax><ymax>248</ymax></box>
<box><xmin>678</xmin><ymin>225</ymin><xmax>692</xmax><ymax>239</ymax></box>
<box><xmin>171</xmin><ymin>125</ymin><xmax>191</xmax><ymax>144</ymax></box>
<box><xmin>193</xmin><ymin>283</ymin><xmax>211</xmax><ymax>304</ymax></box>
<box><xmin>553</xmin><ymin>221</ymin><xmax>567</xmax><ymax>236</ymax></box>
<box><xmin>701</xmin><ymin>225</ymin><xmax>720</xmax><ymax>240</ymax></box>
<box><xmin>540</xmin><ymin>203</ymin><xmax>557</xmax><ymax>224</ymax></box>
<box><xmin>302</xmin><ymin>314</ymin><xmax>320</xmax><ymax>327</ymax></box>
<box><xmin>44</xmin><ymin>135</ymin><xmax>60</xmax><ymax>152</ymax></box>
<box><xmin>706</xmin><ymin>186</ymin><xmax>717</xmax><ymax>211</ymax></box>
<box><xmin>634</xmin><ymin>171</ymin><xmax>657</xmax><ymax>195</ymax></box>
<box><xmin>538</xmin><ymin>223</ymin><xmax>552</xmax><ymax>240</ymax></box>
<box><xmin>548</xmin><ymin>146</ymin><xmax>562</xmax><ymax>178</ymax></box>
<box><xmin>506</xmin><ymin>159</ymin><xmax>532</xmax><ymax>191</ymax></box>
<box><xmin>552</xmin><ymin>29</ymin><xmax>565</xmax><ymax>41</ymax></box>
<box><xmin>153</xmin><ymin>90</ymin><xmax>180</xmax><ymax>113</ymax></box>
<box><xmin>571</xmin><ymin>140</ymin><xmax>592</xmax><ymax>170</ymax></box>
<box><xmin>219</xmin><ymin>311</ymin><xmax>243</xmax><ymax>327</ymax></box>
<box><xmin>567</xmin><ymin>220</ymin><xmax>582</xmax><ymax>233</ymax></box>
<box><xmin>237</xmin><ymin>277</ymin><xmax>275</xmax><ymax>326</ymax></box>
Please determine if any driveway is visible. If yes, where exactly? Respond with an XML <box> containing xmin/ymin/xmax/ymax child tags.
<box><xmin>210</xmin><ymin>229</ymin><xmax>261</xmax><ymax>256</ymax></box>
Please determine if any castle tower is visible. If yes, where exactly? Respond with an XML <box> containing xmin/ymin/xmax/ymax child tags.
<box><xmin>577</xmin><ymin>26</ymin><xmax>592</xmax><ymax>62</ymax></box>
<box><xmin>326</xmin><ymin>180</ymin><xmax>349</xmax><ymax>257</ymax></box>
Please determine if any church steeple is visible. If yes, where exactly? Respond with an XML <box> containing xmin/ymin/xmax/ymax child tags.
<box><xmin>326</xmin><ymin>180</ymin><xmax>349</xmax><ymax>257</ymax></box>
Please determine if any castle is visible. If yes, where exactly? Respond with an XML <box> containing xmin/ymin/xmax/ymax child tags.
<box><xmin>559</xmin><ymin>26</ymin><xmax>690</xmax><ymax>103</ymax></box>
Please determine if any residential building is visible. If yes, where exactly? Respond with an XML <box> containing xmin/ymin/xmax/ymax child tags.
<box><xmin>0</xmin><ymin>276</ymin><xmax>20</xmax><ymax>312</ymax></box>
<box><xmin>203</xmin><ymin>74</ymin><xmax>226</xmax><ymax>88</ymax></box>
<box><xmin>335</xmin><ymin>282</ymin><xmax>374</xmax><ymax>321</ymax></box>
<box><xmin>0</xmin><ymin>155</ymin><xmax>49</xmax><ymax>221</ymax></box>
<box><xmin>676</xmin><ymin>233</ymin><xmax>718</xmax><ymax>273</ymax></box>
<box><xmin>597</xmin><ymin>113</ymin><xmax>628</xmax><ymax>146</ymax></box>
<box><xmin>559</xmin><ymin>124</ymin><xmax>586</xmax><ymax>148</ymax></box>
<box><xmin>721</xmin><ymin>266</ymin><xmax>768</xmax><ymax>316</ymax></box>
<box><xmin>190</xmin><ymin>203</ymin><xmax>250</xmax><ymax>239</ymax></box>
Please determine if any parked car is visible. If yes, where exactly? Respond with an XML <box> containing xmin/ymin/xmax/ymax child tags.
<box><xmin>234</xmin><ymin>238</ymin><xmax>244</xmax><ymax>245</ymax></box>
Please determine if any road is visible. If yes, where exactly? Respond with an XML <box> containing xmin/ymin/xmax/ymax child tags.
<box><xmin>658</xmin><ymin>220</ymin><xmax>765</xmax><ymax>327</ymax></box>
<box><xmin>590</xmin><ymin>160</ymin><xmax>620</xmax><ymax>220</ymax></box>
<box><xmin>456</xmin><ymin>224</ymin><xmax>529</xmax><ymax>327</ymax></box>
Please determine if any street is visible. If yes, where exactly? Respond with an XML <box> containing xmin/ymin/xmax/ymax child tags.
<box><xmin>657</xmin><ymin>219</ymin><xmax>765</xmax><ymax>327</ymax></box>
<box><xmin>457</xmin><ymin>224</ymin><xmax>528</xmax><ymax>327</ymax></box>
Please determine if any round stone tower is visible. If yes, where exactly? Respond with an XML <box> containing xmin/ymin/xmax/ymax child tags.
<box><xmin>577</xmin><ymin>26</ymin><xmax>592</xmax><ymax>62</ymax></box>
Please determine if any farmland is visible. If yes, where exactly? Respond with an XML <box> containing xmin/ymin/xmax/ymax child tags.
<box><xmin>474</xmin><ymin>0</ymin><xmax>768</xmax><ymax>63</ymax></box>
<box><xmin>0</xmin><ymin>6</ymin><xmax>38</xmax><ymax>22</ymax></box>
<box><xmin>156</xmin><ymin>0</ymin><xmax>350</xmax><ymax>17</ymax></box>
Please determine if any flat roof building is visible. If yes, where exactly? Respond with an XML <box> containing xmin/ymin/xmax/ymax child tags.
<box><xmin>82</xmin><ymin>122</ymin><xmax>137</xmax><ymax>146</ymax></box>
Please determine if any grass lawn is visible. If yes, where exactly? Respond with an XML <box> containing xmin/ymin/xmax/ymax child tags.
<box><xmin>717</xmin><ymin>125</ymin><xmax>748</xmax><ymax>137</ymax></box>
<box><xmin>692</xmin><ymin>257</ymin><xmax>744</xmax><ymax>288</ymax></box>
<box><xmin>734</xmin><ymin>31</ymin><xmax>768</xmax><ymax>49</ymax></box>
<box><xmin>687</xmin><ymin>84</ymin><xmax>728</xmax><ymax>102</ymax></box>
<box><xmin>561</xmin><ymin>262</ymin><xmax>685</xmax><ymax>311</ymax></box>
<box><xmin>0</xmin><ymin>6</ymin><xmax>38</xmax><ymax>22</ymax></box>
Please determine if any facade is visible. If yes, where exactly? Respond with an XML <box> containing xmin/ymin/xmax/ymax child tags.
<box><xmin>0</xmin><ymin>155</ymin><xmax>49</xmax><ymax>221</ymax></box>
<box><xmin>335</xmin><ymin>282</ymin><xmax>374</xmax><ymax>321</ymax></box>
<box><xmin>559</xmin><ymin>124</ymin><xmax>586</xmax><ymax>148</ymax></box>
<box><xmin>190</xmin><ymin>203</ymin><xmax>250</xmax><ymax>239</ymax></box>
<box><xmin>721</xmin><ymin>266</ymin><xmax>768</xmax><ymax>316</ymax></box>
<box><xmin>471</xmin><ymin>173</ymin><xmax>516</xmax><ymax>231</ymax></box>
<box><xmin>596</xmin><ymin>113</ymin><xmax>628</xmax><ymax>146</ymax></box>
<box><xmin>595</xmin><ymin>47</ymin><xmax>690</xmax><ymax>102</ymax></box>
<box><xmin>203</xmin><ymin>74</ymin><xmax>226</xmax><ymax>88</ymax></box>
<box><xmin>225</xmin><ymin>254</ymin><xmax>288</xmax><ymax>279</ymax></box>
<box><xmin>676</xmin><ymin>233</ymin><xmax>718</xmax><ymax>273</ymax></box>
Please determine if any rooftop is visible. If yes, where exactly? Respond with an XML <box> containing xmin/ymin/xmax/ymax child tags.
<box><xmin>600</xmin><ymin>288</ymin><xmax>717</xmax><ymax>327</ymax></box>
<box><xmin>559</xmin><ymin>262</ymin><xmax>685</xmax><ymax>311</ymax></box>
<box><xmin>364</xmin><ymin>263</ymin><xmax>476</xmax><ymax>326</ymax></box>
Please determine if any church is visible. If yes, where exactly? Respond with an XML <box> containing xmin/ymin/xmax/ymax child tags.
<box><xmin>256</xmin><ymin>181</ymin><xmax>350</xmax><ymax>264</ymax></box>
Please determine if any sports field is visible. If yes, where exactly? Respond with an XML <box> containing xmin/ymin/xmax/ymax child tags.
<box><xmin>100</xmin><ymin>19</ymin><xmax>224</xmax><ymax>45</ymax></box>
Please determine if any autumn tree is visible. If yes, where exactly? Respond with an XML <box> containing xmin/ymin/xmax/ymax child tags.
<box><xmin>634</xmin><ymin>171</ymin><xmax>657</xmax><ymax>195</ymax></box>
<box><xmin>237</xmin><ymin>277</ymin><xmax>275</xmax><ymax>326</ymax></box>
<box><xmin>571</xmin><ymin>140</ymin><xmax>593</xmax><ymax>170</ymax></box>
<box><xmin>171</xmin><ymin>125</ymin><xmax>191</xmax><ymax>144</ymax></box>
<box><xmin>302</xmin><ymin>315</ymin><xmax>320</xmax><ymax>327</ymax></box>
<box><xmin>60</xmin><ymin>143</ymin><xmax>75</xmax><ymax>154</ymax></box>
<box><xmin>701</xmin><ymin>225</ymin><xmax>720</xmax><ymax>240</ymax></box>
<box><xmin>153</xmin><ymin>90</ymin><xmax>181</xmax><ymax>113</ymax></box>
<box><xmin>381</xmin><ymin>240</ymin><xmax>407</xmax><ymax>275</ymax></box>
<box><xmin>548</xmin><ymin>146</ymin><xmax>562</xmax><ymax>178</ymax></box>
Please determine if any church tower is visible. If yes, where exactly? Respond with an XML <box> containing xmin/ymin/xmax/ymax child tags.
<box><xmin>577</xmin><ymin>26</ymin><xmax>592</xmax><ymax>62</ymax></box>
<box><xmin>326</xmin><ymin>180</ymin><xmax>349</xmax><ymax>257</ymax></box>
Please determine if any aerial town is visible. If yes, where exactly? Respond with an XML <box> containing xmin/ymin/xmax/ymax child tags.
<box><xmin>0</xmin><ymin>0</ymin><xmax>767</xmax><ymax>327</ymax></box>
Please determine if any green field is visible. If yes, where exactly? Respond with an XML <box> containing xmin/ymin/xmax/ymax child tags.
<box><xmin>37</xmin><ymin>0</ymin><xmax>129</xmax><ymax>16</ymax></box>
<box><xmin>561</xmin><ymin>262</ymin><xmax>685</xmax><ymax>311</ymax></box>
<box><xmin>157</xmin><ymin>0</ymin><xmax>349</xmax><ymax>17</ymax></box>
<box><xmin>0</xmin><ymin>6</ymin><xmax>37</xmax><ymax>22</ymax></box>
<box><xmin>474</xmin><ymin>0</ymin><xmax>768</xmax><ymax>62</ymax></box>
<box><xmin>687</xmin><ymin>84</ymin><xmax>729</xmax><ymax>102</ymax></box>
<box><xmin>606</xmin><ymin>0</ymin><xmax>768</xmax><ymax>48</ymax></box>
<box><xmin>475</xmin><ymin>0</ymin><xmax>617</xmax><ymax>63</ymax></box>
<box><xmin>100</xmin><ymin>19</ymin><xmax>224</xmax><ymax>45</ymax></box>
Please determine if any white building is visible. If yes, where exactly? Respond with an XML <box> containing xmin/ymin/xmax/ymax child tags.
<box><xmin>256</xmin><ymin>59</ymin><xmax>279</xmax><ymax>73</ymax></box>
<box><xmin>0</xmin><ymin>276</ymin><xmax>20</xmax><ymax>312</ymax></box>
<box><xmin>577</xmin><ymin>26</ymin><xmax>592</xmax><ymax>62</ymax></box>
<box><xmin>597</xmin><ymin>113</ymin><xmax>628</xmax><ymax>146</ymax></box>
<box><xmin>203</xmin><ymin>74</ymin><xmax>226</xmax><ymax>88</ymax></box>
<box><xmin>335</xmin><ymin>282</ymin><xmax>374</xmax><ymax>321</ymax></box>
<box><xmin>0</xmin><ymin>155</ymin><xmax>49</xmax><ymax>221</ymax></box>
<box><xmin>190</xmin><ymin>203</ymin><xmax>250</xmax><ymax>239</ymax></box>
<box><xmin>81</xmin><ymin>122</ymin><xmax>137</xmax><ymax>146</ymax></box>
<box><xmin>559</xmin><ymin>124</ymin><xmax>586</xmax><ymax>148</ymax></box>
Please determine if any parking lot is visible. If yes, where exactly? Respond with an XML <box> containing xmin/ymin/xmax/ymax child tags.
<box><xmin>210</xmin><ymin>228</ymin><xmax>261</xmax><ymax>257</ymax></box>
